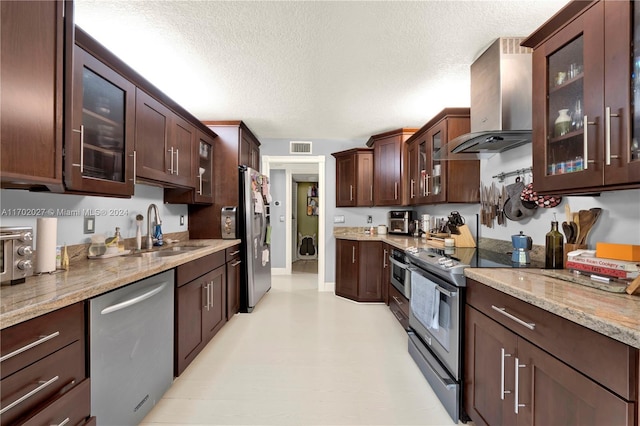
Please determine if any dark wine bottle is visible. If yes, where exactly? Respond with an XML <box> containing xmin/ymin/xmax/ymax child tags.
<box><xmin>545</xmin><ymin>215</ymin><xmax>564</xmax><ymax>269</ymax></box>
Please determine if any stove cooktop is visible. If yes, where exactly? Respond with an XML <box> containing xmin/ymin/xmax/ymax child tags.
<box><xmin>405</xmin><ymin>246</ymin><xmax>542</xmax><ymax>284</ymax></box>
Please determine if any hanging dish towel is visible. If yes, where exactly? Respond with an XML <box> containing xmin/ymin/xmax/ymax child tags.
<box><xmin>410</xmin><ymin>270</ymin><xmax>440</xmax><ymax>330</ymax></box>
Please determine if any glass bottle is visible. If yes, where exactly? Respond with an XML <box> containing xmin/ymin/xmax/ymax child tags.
<box><xmin>545</xmin><ymin>216</ymin><xmax>564</xmax><ymax>269</ymax></box>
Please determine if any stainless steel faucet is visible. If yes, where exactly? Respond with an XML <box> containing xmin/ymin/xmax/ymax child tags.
<box><xmin>147</xmin><ymin>204</ymin><xmax>162</xmax><ymax>249</ymax></box>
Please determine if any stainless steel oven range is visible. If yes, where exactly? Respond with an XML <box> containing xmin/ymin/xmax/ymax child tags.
<box><xmin>388</xmin><ymin>247</ymin><xmax>410</xmax><ymax>299</ymax></box>
<box><xmin>405</xmin><ymin>247</ymin><xmax>473</xmax><ymax>424</ymax></box>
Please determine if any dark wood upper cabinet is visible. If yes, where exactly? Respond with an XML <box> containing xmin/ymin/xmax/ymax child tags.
<box><xmin>406</xmin><ymin>108</ymin><xmax>479</xmax><ymax>205</ymax></box>
<box><xmin>1</xmin><ymin>0</ymin><xmax>67</xmax><ymax>192</ymax></box>
<box><xmin>189</xmin><ymin>121</ymin><xmax>260</xmax><ymax>239</ymax></box>
<box><xmin>135</xmin><ymin>88</ymin><xmax>195</xmax><ymax>189</ymax></box>
<box><xmin>523</xmin><ymin>0</ymin><xmax>640</xmax><ymax>194</ymax></box>
<box><xmin>367</xmin><ymin>128</ymin><xmax>417</xmax><ymax>206</ymax></box>
<box><xmin>332</xmin><ymin>148</ymin><xmax>374</xmax><ymax>207</ymax></box>
<box><xmin>65</xmin><ymin>45</ymin><xmax>136</xmax><ymax>196</ymax></box>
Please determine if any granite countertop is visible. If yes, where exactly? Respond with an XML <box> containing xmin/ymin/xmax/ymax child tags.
<box><xmin>465</xmin><ymin>268</ymin><xmax>640</xmax><ymax>349</ymax></box>
<box><xmin>0</xmin><ymin>239</ymin><xmax>240</xmax><ymax>330</ymax></box>
<box><xmin>333</xmin><ymin>228</ymin><xmax>436</xmax><ymax>250</ymax></box>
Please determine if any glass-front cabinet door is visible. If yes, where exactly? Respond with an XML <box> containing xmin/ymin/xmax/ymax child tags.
<box><xmin>194</xmin><ymin>131</ymin><xmax>214</xmax><ymax>204</ymax></box>
<box><xmin>528</xmin><ymin>1</ymin><xmax>639</xmax><ymax>193</ymax></box>
<box><xmin>65</xmin><ymin>46</ymin><xmax>135</xmax><ymax>196</ymax></box>
<box><xmin>427</xmin><ymin>122</ymin><xmax>446</xmax><ymax>204</ymax></box>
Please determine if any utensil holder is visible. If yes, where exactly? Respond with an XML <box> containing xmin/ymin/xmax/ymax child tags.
<box><xmin>564</xmin><ymin>243</ymin><xmax>588</xmax><ymax>268</ymax></box>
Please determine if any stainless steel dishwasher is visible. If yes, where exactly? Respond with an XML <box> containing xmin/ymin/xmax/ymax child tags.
<box><xmin>89</xmin><ymin>270</ymin><xmax>174</xmax><ymax>425</ymax></box>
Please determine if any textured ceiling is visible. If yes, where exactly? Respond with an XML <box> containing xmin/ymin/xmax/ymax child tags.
<box><xmin>75</xmin><ymin>0</ymin><xmax>569</xmax><ymax>141</ymax></box>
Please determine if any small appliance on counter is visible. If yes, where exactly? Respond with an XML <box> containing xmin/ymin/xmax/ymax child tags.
<box><xmin>511</xmin><ymin>231</ymin><xmax>533</xmax><ymax>264</ymax></box>
<box><xmin>221</xmin><ymin>206</ymin><xmax>237</xmax><ymax>239</ymax></box>
<box><xmin>388</xmin><ymin>210</ymin><xmax>415</xmax><ymax>235</ymax></box>
<box><xmin>1</xmin><ymin>226</ymin><xmax>34</xmax><ymax>285</ymax></box>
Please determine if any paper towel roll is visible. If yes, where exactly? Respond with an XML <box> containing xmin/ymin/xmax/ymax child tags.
<box><xmin>36</xmin><ymin>218</ymin><xmax>57</xmax><ymax>273</ymax></box>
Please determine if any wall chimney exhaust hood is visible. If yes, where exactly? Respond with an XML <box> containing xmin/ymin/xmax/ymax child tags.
<box><xmin>437</xmin><ymin>37</ymin><xmax>533</xmax><ymax>160</ymax></box>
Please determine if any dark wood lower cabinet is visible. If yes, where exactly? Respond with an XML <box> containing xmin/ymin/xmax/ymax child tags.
<box><xmin>226</xmin><ymin>245</ymin><xmax>241</xmax><ymax>320</ymax></box>
<box><xmin>175</xmin><ymin>254</ymin><xmax>227</xmax><ymax>376</ymax></box>
<box><xmin>335</xmin><ymin>239</ymin><xmax>383</xmax><ymax>302</ymax></box>
<box><xmin>465</xmin><ymin>280</ymin><xmax>637</xmax><ymax>426</ymax></box>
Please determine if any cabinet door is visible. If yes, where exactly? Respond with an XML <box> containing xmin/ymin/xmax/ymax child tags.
<box><xmin>194</xmin><ymin>131</ymin><xmax>214</xmax><ymax>204</ymax></box>
<box><xmin>358</xmin><ymin>241</ymin><xmax>383</xmax><ymax>302</ymax></box>
<box><xmin>426</xmin><ymin>122</ymin><xmax>447</xmax><ymax>204</ymax></box>
<box><xmin>465</xmin><ymin>306</ymin><xmax>518</xmax><ymax>426</ymax></box>
<box><xmin>374</xmin><ymin>136</ymin><xmax>402</xmax><ymax>206</ymax></box>
<box><xmin>170</xmin><ymin>114</ymin><xmax>195</xmax><ymax>188</ymax></box>
<box><xmin>516</xmin><ymin>338</ymin><xmax>633</xmax><ymax>426</ymax></box>
<box><xmin>135</xmin><ymin>88</ymin><xmax>171</xmax><ymax>182</ymax></box>
<box><xmin>202</xmin><ymin>266</ymin><xmax>226</xmax><ymax>342</ymax></box>
<box><xmin>240</xmin><ymin>131</ymin><xmax>259</xmax><ymax>170</ymax></box>
<box><xmin>382</xmin><ymin>243</ymin><xmax>390</xmax><ymax>305</ymax></box>
<box><xmin>356</xmin><ymin>152</ymin><xmax>374</xmax><ymax>207</ymax></box>
<box><xmin>0</xmin><ymin>0</ymin><xmax>64</xmax><ymax>191</ymax></box>
<box><xmin>176</xmin><ymin>278</ymin><xmax>204</xmax><ymax>375</ymax></box>
<box><xmin>407</xmin><ymin>140</ymin><xmax>419</xmax><ymax>204</ymax></box>
<box><xmin>251</xmin><ymin>142</ymin><xmax>261</xmax><ymax>171</ymax></box>
<box><xmin>66</xmin><ymin>46</ymin><xmax>135</xmax><ymax>196</ymax></box>
<box><xmin>335</xmin><ymin>154</ymin><xmax>356</xmax><ymax>207</ymax></box>
<box><xmin>335</xmin><ymin>239</ymin><xmax>358</xmax><ymax>300</ymax></box>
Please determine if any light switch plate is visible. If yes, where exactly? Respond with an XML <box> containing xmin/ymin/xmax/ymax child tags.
<box><xmin>84</xmin><ymin>216</ymin><xmax>95</xmax><ymax>234</ymax></box>
<box><xmin>334</xmin><ymin>215</ymin><xmax>345</xmax><ymax>223</ymax></box>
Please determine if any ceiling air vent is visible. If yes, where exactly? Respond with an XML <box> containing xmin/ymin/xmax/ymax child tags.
<box><xmin>290</xmin><ymin>141</ymin><xmax>312</xmax><ymax>154</ymax></box>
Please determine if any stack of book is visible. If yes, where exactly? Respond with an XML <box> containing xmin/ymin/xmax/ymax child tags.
<box><xmin>566</xmin><ymin>250</ymin><xmax>639</xmax><ymax>282</ymax></box>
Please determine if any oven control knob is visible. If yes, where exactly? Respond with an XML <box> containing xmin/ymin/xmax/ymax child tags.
<box><xmin>20</xmin><ymin>231</ymin><xmax>33</xmax><ymax>242</ymax></box>
<box><xmin>17</xmin><ymin>246</ymin><xmax>33</xmax><ymax>256</ymax></box>
<box><xmin>17</xmin><ymin>259</ymin><xmax>32</xmax><ymax>270</ymax></box>
<box><xmin>442</xmin><ymin>259</ymin><xmax>455</xmax><ymax>268</ymax></box>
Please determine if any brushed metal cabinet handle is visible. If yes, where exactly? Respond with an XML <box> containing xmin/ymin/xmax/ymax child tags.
<box><xmin>491</xmin><ymin>305</ymin><xmax>535</xmax><ymax>330</ymax></box>
<box><xmin>0</xmin><ymin>376</ymin><xmax>59</xmax><ymax>415</ymax></box>
<box><xmin>168</xmin><ymin>147</ymin><xmax>174</xmax><ymax>174</ymax></box>
<box><xmin>352</xmin><ymin>246</ymin><xmax>356</xmax><ymax>263</ymax></box>
<box><xmin>52</xmin><ymin>417</ymin><xmax>70</xmax><ymax>426</ymax></box>
<box><xmin>231</xmin><ymin>260</ymin><xmax>242</xmax><ymax>267</ymax></box>
<box><xmin>71</xmin><ymin>125</ymin><xmax>84</xmax><ymax>173</ymax></box>
<box><xmin>129</xmin><ymin>150</ymin><xmax>137</xmax><ymax>182</ymax></box>
<box><xmin>514</xmin><ymin>357</ymin><xmax>526</xmax><ymax>414</ymax></box>
<box><xmin>500</xmin><ymin>347</ymin><xmax>512</xmax><ymax>400</ymax></box>
<box><xmin>0</xmin><ymin>332</ymin><xmax>60</xmax><ymax>363</ymax></box>
<box><xmin>175</xmin><ymin>148</ymin><xmax>179</xmax><ymax>175</ymax></box>
<box><xmin>605</xmin><ymin>106</ymin><xmax>621</xmax><ymax>165</ymax></box>
<box><xmin>583</xmin><ymin>116</ymin><xmax>597</xmax><ymax>170</ymax></box>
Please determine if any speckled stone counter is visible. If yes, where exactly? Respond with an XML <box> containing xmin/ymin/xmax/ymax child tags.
<box><xmin>465</xmin><ymin>268</ymin><xmax>640</xmax><ymax>349</ymax></box>
<box><xmin>333</xmin><ymin>227</ymin><xmax>438</xmax><ymax>250</ymax></box>
<box><xmin>0</xmin><ymin>239</ymin><xmax>240</xmax><ymax>330</ymax></box>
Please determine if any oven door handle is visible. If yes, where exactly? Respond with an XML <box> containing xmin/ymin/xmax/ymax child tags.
<box><xmin>389</xmin><ymin>256</ymin><xmax>409</xmax><ymax>270</ymax></box>
<box><xmin>408</xmin><ymin>266</ymin><xmax>458</xmax><ymax>298</ymax></box>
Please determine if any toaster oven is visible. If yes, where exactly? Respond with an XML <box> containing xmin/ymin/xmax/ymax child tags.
<box><xmin>1</xmin><ymin>226</ymin><xmax>34</xmax><ymax>285</ymax></box>
<box><xmin>388</xmin><ymin>211</ymin><xmax>415</xmax><ymax>235</ymax></box>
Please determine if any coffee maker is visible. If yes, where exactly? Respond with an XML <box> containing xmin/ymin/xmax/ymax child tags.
<box><xmin>511</xmin><ymin>231</ymin><xmax>532</xmax><ymax>264</ymax></box>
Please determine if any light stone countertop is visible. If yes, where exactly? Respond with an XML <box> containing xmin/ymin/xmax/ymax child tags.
<box><xmin>0</xmin><ymin>239</ymin><xmax>240</xmax><ymax>330</ymax></box>
<box><xmin>464</xmin><ymin>268</ymin><xmax>640</xmax><ymax>349</ymax></box>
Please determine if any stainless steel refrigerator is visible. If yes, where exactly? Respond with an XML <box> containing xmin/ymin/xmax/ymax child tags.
<box><xmin>238</xmin><ymin>166</ymin><xmax>272</xmax><ymax>312</ymax></box>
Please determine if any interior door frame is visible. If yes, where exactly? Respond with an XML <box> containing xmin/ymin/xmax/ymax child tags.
<box><xmin>262</xmin><ymin>155</ymin><xmax>326</xmax><ymax>291</ymax></box>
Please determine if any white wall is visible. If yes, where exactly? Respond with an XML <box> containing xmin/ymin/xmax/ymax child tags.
<box><xmin>269</xmin><ymin>169</ymin><xmax>287</xmax><ymax>268</ymax></box>
<box><xmin>0</xmin><ymin>184</ymin><xmax>188</xmax><ymax>247</ymax></box>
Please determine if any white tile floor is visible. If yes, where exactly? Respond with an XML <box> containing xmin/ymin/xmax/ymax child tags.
<box><xmin>141</xmin><ymin>274</ymin><xmax>460</xmax><ymax>425</ymax></box>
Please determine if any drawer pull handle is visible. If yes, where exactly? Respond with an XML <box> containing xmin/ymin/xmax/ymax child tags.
<box><xmin>0</xmin><ymin>331</ymin><xmax>60</xmax><ymax>363</ymax></box>
<box><xmin>0</xmin><ymin>375</ymin><xmax>59</xmax><ymax>415</ymax></box>
<box><xmin>500</xmin><ymin>347</ymin><xmax>512</xmax><ymax>400</ymax></box>
<box><xmin>392</xmin><ymin>296</ymin><xmax>403</xmax><ymax>306</ymax></box>
<box><xmin>101</xmin><ymin>283</ymin><xmax>168</xmax><ymax>315</ymax></box>
<box><xmin>391</xmin><ymin>308</ymin><xmax>403</xmax><ymax>322</ymax></box>
<box><xmin>229</xmin><ymin>250</ymin><xmax>240</xmax><ymax>256</ymax></box>
<box><xmin>52</xmin><ymin>418</ymin><xmax>70</xmax><ymax>426</ymax></box>
<box><xmin>231</xmin><ymin>260</ymin><xmax>242</xmax><ymax>267</ymax></box>
<box><xmin>491</xmin><ymin>305</ymin><xmax>535</xmax><ymax>330</ymax></box>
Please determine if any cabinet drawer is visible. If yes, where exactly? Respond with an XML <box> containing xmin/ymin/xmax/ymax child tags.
<box><xmin>0</xmin><ymin>341</ymin><xmax>85</xmax><ymax>425</ymax></box>
<box><xmin>176</xmin><ymin>251</ymin><xmax>225</xmax><ymax>287</ymax></box>
<box><xmin>23</xmin><ymin>378</ymin><xmax>90</xmax><ymax>426</ymax></box>
<box><xmin>466</xmin><ymin>279</ymin><xmax>637</xmax><ymax>400</ymax></box>
<box><xmin>388</xmin><ymin>284</ymin><xmax>409</xmax><ymax>318</ymax></box>
<box><xmin>225</xmin><ymin>245</ymin><xmax>241</xmax><ymax>262</ymax></box>
<box><xmin>1</xmin><ymin>302</ymin><xmax>84</xmax><ymax>379</ymax></box>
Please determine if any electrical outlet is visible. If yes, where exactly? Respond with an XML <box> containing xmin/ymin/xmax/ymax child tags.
<box><xmin>367</xmin><ymin>215</ymin><xmax>372</xmax><ymax>223</ymax></box>
<box><xmin>180</xmin><ymin>215</ymin><xmax>185</xmax><ymax>226</ymax></box>
<box><xmin>334</xmin><ymin>215</ymin><xmax>345</xmax><ymax>223</ymax></box>
<box><xmin>84</xmin><ymin>216</ymin><xmax>95</xmax><ymax>234</ymax></box>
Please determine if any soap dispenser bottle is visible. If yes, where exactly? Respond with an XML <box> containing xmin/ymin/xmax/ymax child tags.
<box><xmin>545</xmin><ymin>214</ymin><xmax>564</xmax><ymax>269</ymax></box>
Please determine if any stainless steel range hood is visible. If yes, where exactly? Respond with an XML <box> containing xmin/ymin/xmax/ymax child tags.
<box><xmin>437</xmin><ymin>37</ymin><xmax>533</xmax><ymax>160</ymax></box>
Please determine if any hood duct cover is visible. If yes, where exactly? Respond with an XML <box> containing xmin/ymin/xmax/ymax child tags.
<box><xmin>438</xmin><ymin>37</ymin><xmax>533</xmax><ymax>160</ymax></box>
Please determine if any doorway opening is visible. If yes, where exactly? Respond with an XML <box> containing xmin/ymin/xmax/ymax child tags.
<box><xmin>292</xmin><ymin>179</ymin><xmax>318</xmax><ymax>274</ymax></box>
<box><xmin>262</xmin><ymin>155</ymin><xmax>326</xmax><ymax>291</ymax></box>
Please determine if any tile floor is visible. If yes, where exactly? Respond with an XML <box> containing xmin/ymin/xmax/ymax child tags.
<box><xmin>292</xmin><ymin>259</ymin><xmax>318</xmax><ymax>274</ymax></box>
<box><xmin>141</xmin><ymin>273</ymin><xmax>460</xmax><ymax>425</ymax></box>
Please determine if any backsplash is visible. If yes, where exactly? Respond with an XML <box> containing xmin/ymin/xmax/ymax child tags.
<box><xmin>0</xmin><ymin>184</ymin><xmax>188</xmax><ymax>246</ymax></box>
